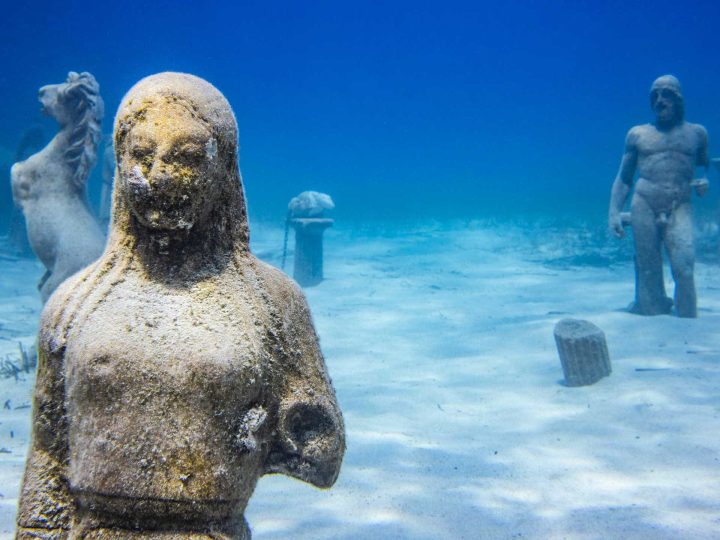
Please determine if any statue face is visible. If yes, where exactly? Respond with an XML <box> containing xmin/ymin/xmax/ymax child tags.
<box><xmin>651</xmin><ymin>86</ymin><xmax>681</xmax><ymax>126</ymax></box>
<box><xmin>38</xmin><ymin>83</ymin><xmax>72</xmax><ymax>124</ymax></box>
<box><xmin>119</xmin><ymin>102</ymin><xmax>219</xmax><ymax>231</ymax></box>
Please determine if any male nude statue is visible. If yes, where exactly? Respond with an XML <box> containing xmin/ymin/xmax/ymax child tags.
<box><xmin>608</xmin><ymin>75</ymin><xmax>709</xmax><ymax>318</ymax></box>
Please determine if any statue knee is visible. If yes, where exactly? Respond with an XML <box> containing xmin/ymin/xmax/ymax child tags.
<box><xmin>670</xmin><ymin>255</ymin><xmax>695</xmax><ymax>282</ymax></box>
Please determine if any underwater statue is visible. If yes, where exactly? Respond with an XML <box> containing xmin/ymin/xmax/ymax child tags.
<box><xmin>288</xmin><ymin>190</ymin><xmax>335</xmax><ymax>218</ymax></box>
<box><xmin>608</xmin><ymin>75</ymin><xmax>709</xmax><ymax>317</ymax></box>
<box><xmin>10</xmin><ymin>71</ymin><xmax>106</xmax><ymax>302</ymax></box>
<box><xmin>16</xmin><ymin>72</ymin><xmax>345</xmax><ymax>539</ymax></box>
<box><xmin>283</xmin><ymin>191</ymin><xmax>334</xmax><ymax>287</ymax></box>
<box><xmin>8</xmin><ymin>125</ymin><xmax>46</xmax><ymax>257</ymax></box>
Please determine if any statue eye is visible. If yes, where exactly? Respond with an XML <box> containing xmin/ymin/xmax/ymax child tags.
<box><xmin>172</xmin><ymin>144</ymin><xmax>205</xmax><ymax>163</ymax></box>
<box><xmin>130</xmin><ymin>145</ymin><xmax>154</xmax><ymax>160</ymax></box>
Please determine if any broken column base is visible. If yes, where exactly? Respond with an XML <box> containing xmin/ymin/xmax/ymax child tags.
<box><xmin>291</xmin><ymin>218</ymin><xmax>333</xmax><ymax>287</ymax></box>
<box><xmin>553</xmin><ymin>318</ymin><xmax>612</xmax><ymax>387</ymax></box>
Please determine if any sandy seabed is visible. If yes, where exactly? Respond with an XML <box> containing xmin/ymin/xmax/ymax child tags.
<box><xmin>0</xmin><ymin>220</ymin><xmax>719</xmax><ymax>540</ymax></box>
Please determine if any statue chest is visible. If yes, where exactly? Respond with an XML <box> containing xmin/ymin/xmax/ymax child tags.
<box><xmin>637</xmin><ymin>126</ymin><xmax>700</xmax><ymax>160</ymax></box>
<box><xmin>62</xmin><ymin>278</ymin><xmax>274</xmax><ymax>503</ymax></box>
<box><xmin>65</xmin><ymin>282</ymin><xmax>267</xmax><ymax>401</ymax></box>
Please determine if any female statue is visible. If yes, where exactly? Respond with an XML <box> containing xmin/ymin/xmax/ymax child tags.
<box><xmin>17</xmin><ymin>73</ymin><xmax>345</xmax><ymax>539</ymax></box>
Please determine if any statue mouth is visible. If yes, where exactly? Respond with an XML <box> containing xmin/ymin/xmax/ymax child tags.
<box><xmin>124</xmin><ymin>165</ymin><xmax>195</xmax><ymax>231</ymax></box>
<box><xmin>654</xmin><ymin>103</ymin><xmax>675</xmax><ymax>124</ymax></box>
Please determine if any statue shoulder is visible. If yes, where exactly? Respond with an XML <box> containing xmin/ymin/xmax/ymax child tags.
<box><xmin>38</xmin><ymin>262</ymin><xmax>99</xmax><ymax>354</ymax></box>
<box><xmin>688</xmin><ymin>122</ymin><xmax>708</xmax><ymax>142</ymax></box>
<box><xmin>250</xmin><ymin>257</ymin><xmax>309</xmax><ymax>316</ymax></box>
<box><xmin>625</xmin><ymin>124</ymin><xmax>649</xmax><ymax>146</ymax></box>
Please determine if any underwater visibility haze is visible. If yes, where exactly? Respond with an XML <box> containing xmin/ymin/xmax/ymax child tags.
<box><xmin>1</xmin><ymin>0</ymin><xmax>720</xmax><ymax>223</ymax></box>
<box><xmin>1</xmin><ymin>1</ymin><xmax>720</xmax><ymax>539</ymax></box>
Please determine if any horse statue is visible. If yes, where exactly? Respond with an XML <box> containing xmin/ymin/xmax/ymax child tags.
<box><xmin>8</xmin><ymin>126</ymin><xmax>46</xmax><ymax>256</ymax></box>
<box><xmin>10</xmin><ymin>71</ymin><xmax>106</xmax><ymax>302</ymax></box>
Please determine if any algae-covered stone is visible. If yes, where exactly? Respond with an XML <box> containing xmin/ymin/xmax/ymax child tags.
<box><xmin>554</xmin><ymin>318</ymin><xmax>611</xmax><ymax>387</ymax></box>
<box><xmin>17</xmin><ymin>72</ymin><xmax>345</xmax><ymax>539</ymax></box>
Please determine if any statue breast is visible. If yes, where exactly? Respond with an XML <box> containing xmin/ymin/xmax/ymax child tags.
<box><xmin>63</xmin><ymin>272</ymin><xmax>271</xmax><ymax>512</ymax></box>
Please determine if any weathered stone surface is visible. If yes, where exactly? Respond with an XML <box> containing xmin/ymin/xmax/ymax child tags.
<box><xmin>10</xmin><ymin>72</ymin><xmax>106</xmax><ymax>302</ymax></box>
<box><xmin>608</xmin><ymin>75</ymin><xmax>709</xmax><ymax>318</ymax></box>
<box><xmin>17</xmin><ymin>72</ymin><xmax>345</xmax><ymax>539</ymax></box>
<box><xmin>9</xmin><ymin>126</ymin><xmax>46</xmax><ymax>257</ymax></box>
<box><xmin>554</xmin><ymin>318</ymin><xmax>611</xmax><ymax>387</ymax></box>
<box><xmin>288</xmin><ymin>191</ymin><xmax>334</xmax><ymax>218</ymax></box>
<box><xmin>292</xmin><ymin>218</ymin><xmax>333</xmax><ymax>287</ymax></box>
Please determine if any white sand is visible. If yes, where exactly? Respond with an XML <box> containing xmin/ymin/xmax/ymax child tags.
<box><xmin>1</xmin><ymin>221</ymin><xmax>719</xmax><ymax>539</ymax></box>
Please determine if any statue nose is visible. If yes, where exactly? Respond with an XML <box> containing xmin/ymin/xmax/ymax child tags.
<box><xmin>149</xmin><ymin>166</ymin><xmax>173</xmax><ymax>189</ymax></box>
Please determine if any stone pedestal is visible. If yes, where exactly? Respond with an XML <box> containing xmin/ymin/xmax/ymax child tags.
<box><xmin>553</xmin><ymin>318</ymin><xmax>611</xmax><ymax>387</ymax></box>
<box><xmin>291</xmin><ymin>218</ymin><xmax>333</xmax><ymax>287</ymax></box>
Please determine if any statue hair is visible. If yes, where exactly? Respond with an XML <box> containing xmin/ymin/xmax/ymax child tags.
<box><xmin>60</xmin><ymin>72</ymin><xmax>104</xmax><ymax>192</ymax></box>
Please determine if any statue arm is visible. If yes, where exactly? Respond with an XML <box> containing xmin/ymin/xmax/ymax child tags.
<box><xmin>16</xmin><ymin>323</ymin><xmax>74</xmax><ymax>537</ymax></box>
<box><xmin>264</xmin><ymin>283</ymin><xmax>345</xmax><ymax>488</ymax></box>
<box><xmin>608</xmin><ymin>129</ymin><xmax>638</xmax><ymax>238</ymax></box>
<box><xmin>694</xmin><ymin>125</ymin><xmax>710</xmax><ymax>197</ymax></box>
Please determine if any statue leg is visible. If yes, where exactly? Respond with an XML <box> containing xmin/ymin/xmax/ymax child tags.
<box><xmin>630</xmin><ymin>195</ymin><xmax>671</xmax><ymax>315</ymax></box>
<box><xmin>38</xmin><ymin>270</ymin><xmax>52</xmax><ymax>291</ymax></box>
<box><xmin>39</xmin><ymin>271</ymin><xmax>65</xmax><ymax>304</ymax></box>
<box><xmin>665</xmin><ymin>203</ymin><xmax>697</xmax><ymax>318</ymax></box>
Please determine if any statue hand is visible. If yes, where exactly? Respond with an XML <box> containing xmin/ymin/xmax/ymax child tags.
<box><xmin>609</xmin><ymin>214</ymin><xmax>625</xmax><ymax>238</ymax></box>
<box><xmin>693</xmin><ymin>177</ymin><xmax>709</xmax><ymax>197</ymax></box>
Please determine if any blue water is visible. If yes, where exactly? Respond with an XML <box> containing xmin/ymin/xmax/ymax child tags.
<box><xmin>1</xmin><ymin>0</ymin><xmax>719</xmax><ymax>224</ymax></box>
<box><xmin>3</xmin><ymin>4</ymin><xmax>720</xmax><ymax>537</ymax></box>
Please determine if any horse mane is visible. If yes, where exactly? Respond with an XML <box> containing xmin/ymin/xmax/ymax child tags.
<box><xmin>61</xmin><ymin>72</ymin><xmax>104</xmax><ymax>192</ymax></box>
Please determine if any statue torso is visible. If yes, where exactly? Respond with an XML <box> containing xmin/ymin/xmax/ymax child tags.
<box><xmin>63</xmin><ymin>267</ymin><xmax>273</xmax><ymax>517</ymax></box>
<box><xmin>12</xmin><ymin>139</ymin><xmax>104</xmax><ymax>272</ymax></box>
<box><xmin>633</xmin><ymin>122</ymin><xmax>704</xmax><ymax>207</ymax></box>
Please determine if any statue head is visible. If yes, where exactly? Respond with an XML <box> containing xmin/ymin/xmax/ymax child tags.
<box><xmin>650</xmin><ymin>74</ymin><xmax>684</xmax><ymax>127</ymax></box>
<box><xmin>112</xmin><ymin>73</ymin><xmax>248</xmax><ymax>251</ymax></box>
<box><xmin>36</xmin><ymin>72</ymin><xmax>104</xmax><ymax>191</ymax></box>
<box><xmin>39</xmin><ymin>72</ymin><xmax>103</xmax><ymax>129</ymax></box>
<box><xmin>288</xmin><ymin>191</ymin><xmax>335</xmax><ymax>218</ymax></box>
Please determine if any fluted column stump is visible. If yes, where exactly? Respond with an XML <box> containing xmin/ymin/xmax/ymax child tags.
<box><xmin>291</xmin><ymin>218</ymin><xmax>333</xmax><ymax>287</ymax></box>
<box><xmin>553</xmin><ymin>318</ymin><xmax>611</xmax><ymax>387</ymax></box>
